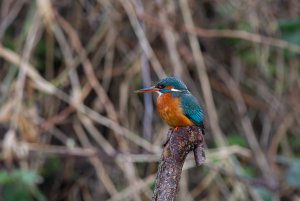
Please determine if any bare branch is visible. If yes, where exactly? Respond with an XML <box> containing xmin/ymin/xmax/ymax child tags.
<box><xmin>152</xmin><ymin>126</ymin><xmax>205</xmax><ymax>201</ymax></box>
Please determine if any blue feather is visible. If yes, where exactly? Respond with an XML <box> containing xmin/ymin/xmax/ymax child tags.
<box><xmin>180</xmin><ymin>92</ymin><xmax>204</xmax><ymax>126</ymax></box>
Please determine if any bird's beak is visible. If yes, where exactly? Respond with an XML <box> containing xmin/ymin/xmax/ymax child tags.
<box><xmin>134</xmin><ymin>86</ymin><xmax>159</xmax><ymax>93</ymax></box>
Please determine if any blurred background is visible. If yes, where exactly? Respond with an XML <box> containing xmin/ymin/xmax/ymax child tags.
<box><xmin>0</xmin><ymin>0</ymin><xmax>300</xmax><ymax>200</ymax></box>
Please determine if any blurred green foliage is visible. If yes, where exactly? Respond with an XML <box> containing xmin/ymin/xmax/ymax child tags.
<box><xmin>41</xmin><ymin>156</ymin><xmax>61</xmax><ymax>177</ymax></box>
<box><xmin>0</xmin><ymin>170</ymin><xmax>45</xmax><ymax>201</ymax></box>
<box><xmin>285</xmin><ymin>160</ymin><xmax>300</xmax><ymax>187</ymax></box>
<box><xmin>227</xmin><ymin>134</ymin><xmax>247</xmax><ymax>147</ymax></box>
<box><xmin>279</xmin><ymin>18</ymin><xmax>300</xmax><ymax>44</ymax></box>
<box><xmin>279</xmin><ymin>18</ymin><xmax>300</xmax><ymax>58</ymax></box>
<box><xmin>255</xmin><ymin>188</ymin><xmax>275</xmax><ymax>201</ymax></box>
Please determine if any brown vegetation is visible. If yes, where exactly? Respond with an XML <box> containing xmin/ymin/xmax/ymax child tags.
<box><xmin>0</xmin><ymin>0</ymin><xmax>300</xmax><ymax>200</ymax></box>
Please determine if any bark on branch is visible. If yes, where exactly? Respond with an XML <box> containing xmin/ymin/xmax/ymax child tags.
<box><xmin>152</xmin><ymin>126</ymin><xmax>205</xmax><ymax>201</ymax></box>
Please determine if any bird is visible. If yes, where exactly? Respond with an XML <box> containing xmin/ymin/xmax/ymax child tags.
<box><xmin>135</xmin><ymin>77</ymin><xmax>205</xmax><ymax>133</ymax></box>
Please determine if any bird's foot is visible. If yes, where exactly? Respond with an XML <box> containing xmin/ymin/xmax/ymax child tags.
<box><xmin>174</xmin><ymin>126</ymin><xmax>179</xmax><ymax>132</ymax></box>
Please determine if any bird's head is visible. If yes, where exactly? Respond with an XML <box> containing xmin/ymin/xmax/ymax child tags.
<box><xmin>135</xmin><ymin>77</ymin><xmax>188</xmax><ymax>94</ymax></box>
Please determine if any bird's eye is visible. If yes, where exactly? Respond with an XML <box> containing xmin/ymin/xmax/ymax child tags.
<box><xmin>156</xmin><ymin>84</ymin><xmax>165</xmax><ymax>89</ymax></box>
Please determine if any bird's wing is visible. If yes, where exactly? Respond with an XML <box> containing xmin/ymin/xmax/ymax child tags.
<box><xmin>180</xmin><ymin>93</ymin><xmax>205</xmax><ymax>127</ymax></box>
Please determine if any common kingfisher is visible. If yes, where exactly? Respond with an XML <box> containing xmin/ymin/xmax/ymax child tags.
<box><xmin>135</xmin><ymin>77</ymin><xmax>205</xmax><ymax>132</ymax></box>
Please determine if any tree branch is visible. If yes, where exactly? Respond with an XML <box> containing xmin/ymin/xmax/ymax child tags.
<box><xmin>152</xmin><ymin>126</ymin><xmax>205</xmax><ymax>201</ymax></box>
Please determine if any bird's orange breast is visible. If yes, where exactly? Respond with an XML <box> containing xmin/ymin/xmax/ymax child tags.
<box><xmin>157</xmin><ymin>93</ymin><xmax>194</xmax><ymax>127</ymax></box>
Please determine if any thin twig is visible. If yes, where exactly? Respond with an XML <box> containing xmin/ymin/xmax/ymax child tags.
<box><xmin>134</xmin><ymin>0</ymin><xmax>153</xmax><ymax>142</ymax></box>
<box><xmin>184</xmin><ymin>27</ymin><xmax>300</xmax><ymax>54</ymax></box>
<box><xmin>157</xmin><ymin>0</ymin><xmax>183</xmax><ymax>78</ymax></box>
<box><xmin>19</xmin><ymin>142</ymin><xmax>98</xmax><ymax>157</ymax></box>
<box><xmin>121</xmin><ymin>0</ymin><xmax>166</xmax><ymax>79</ymax></box>
<box><xmin>138</xmin><ymin>13</ymin><xmax>300</xmax><ymax>54</ymax></box>
<box><xmin>72</xmin><ymin>120</ymin><xmax>118</xmax><ymax>196</ymax></box>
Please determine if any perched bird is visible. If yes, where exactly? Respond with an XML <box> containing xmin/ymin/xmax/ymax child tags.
<box><xmin>135</xmin><ymin>77</ymin><xmax>205</xmax><ymax>132</ymax></box>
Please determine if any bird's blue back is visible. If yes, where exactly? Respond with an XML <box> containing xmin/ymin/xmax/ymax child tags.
<box><xmin>179</xmin><ymin>92</ymin><xmax>204</xmax><ymax>126</ymax></box>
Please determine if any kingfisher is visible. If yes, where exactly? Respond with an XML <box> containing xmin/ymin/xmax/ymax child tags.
<box><xmin>135</xmin><ymin>77</ymin><xmax>205</xmax><ymax>133</ymax></box>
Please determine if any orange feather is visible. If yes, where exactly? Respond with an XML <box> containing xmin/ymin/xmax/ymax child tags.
<box><xmin>157</xmin><ymin>93</ymin><xmax>194</xmax><ymax>127</ymax></box>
